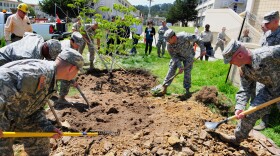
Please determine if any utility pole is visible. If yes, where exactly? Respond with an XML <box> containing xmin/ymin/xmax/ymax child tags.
<box><xmin>55</xmin><ymin>3</ymin><xmax>56</xmax><ymax>16</ymax></box>
<box><xmin>147</xmin><ymin>0</ymin><xmax>154</xmax><ymax>20</ymax></box>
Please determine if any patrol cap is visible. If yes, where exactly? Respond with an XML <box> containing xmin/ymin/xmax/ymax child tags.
<box><xmin>164</xmin><ymin>29</ymin><xmax>175</xmax><ymax>42</ymax></box>
<box><xmin>58</xmin><ymin>48</ymin><xmax>84</xmax><ymax>69</ymax></box>
<box><xmin>46</xmin><ymin>39</ymin><xmax>62</xmax><ymax>60</ymax></box>
<box><xmin>222</xmin><ymin>39</ymin><xmax>242</xmax><ymax>64</ymax></box>
<box><xmin>71</xmin><ymin>32</ymin><xmax>84</xmax><ymax>47</ymax></box>
<box><xmin>262</xmin><ymin>11</ymin><xmax>279</xmax><ymax>23</ymax></box>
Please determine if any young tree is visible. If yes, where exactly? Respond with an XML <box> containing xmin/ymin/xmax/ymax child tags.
<box><xmin>68</xmin><ymin>0</ymin><xmax>140</xmax><ymax>75</ymax></box>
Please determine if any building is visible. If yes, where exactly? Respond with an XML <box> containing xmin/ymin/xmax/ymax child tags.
<box><xmin>94</xmin><ymin>0</ymin><xmax>140</xmax><ymax>20</ymax></box>
<box><xmin>196</xmin><ymin>0</ymin><xmax>247</xmax><ymax>26</ymax></box>
<box><xmin>0</xmin><ymin>0</ymin><xmax>20</xmax><ymax>13</ymax></box>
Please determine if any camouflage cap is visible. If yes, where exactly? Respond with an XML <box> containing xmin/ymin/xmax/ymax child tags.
<box><xmin>46</xmin><ymin>39</ymin><xmax>62</xmax><ymax>60</ymax></box>
<box><xmin>222</xmin><ymin>39</ymin><xmax>242</xmax><ymax>64</ymax></box>
<box><xmin>71</xmin><ymin>32</ymin><xmax>84</xmax><ymax>47</ymax></box>
<box><xmin>58</xmin><ymin>48</ymin><xmax>84</xmax><ymax>69</ymax></box>
<box><xmin>164</xmin><ymin>29</ymin><xmax>175</xmax><ymax>42</ymax></box>
<box><xmin>262</xmin><ymin>11</ymin><xmax>279</xmax><ymax>23</ymax></box>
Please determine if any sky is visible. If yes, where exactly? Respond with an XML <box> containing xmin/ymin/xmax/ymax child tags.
<box><xmin>127</xmin><ymin>0</ymin><xmax>175</xmax><ymax>6</ymax></box>
<box><xmin>21</xmin><ymin>0</ymin><xmax>175</xmax><ymax>6</ymax></box>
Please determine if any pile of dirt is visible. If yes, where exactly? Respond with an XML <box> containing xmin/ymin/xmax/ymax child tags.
<box><xmin>44</xmin><ymin>69</ymin><xmax>277</xmax><ymax>156</ymax></box>
<box><xmin>195</xmin><ymin>86</ymin><xmax>233</xmax><ymax>116</ymax></box>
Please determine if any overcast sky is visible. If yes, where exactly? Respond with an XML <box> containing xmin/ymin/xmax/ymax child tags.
<box><xmin>127</xmin><ymin>0</ymin><xmax>174</xmax><ymax>6</ymax></box>
<box><xmin>22</xmin><ymin>0</ymin><xmax>175</xmax><ymax>6</ymax></box>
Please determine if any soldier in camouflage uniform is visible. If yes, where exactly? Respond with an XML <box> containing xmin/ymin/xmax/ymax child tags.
<box><xmin>80</xmin><ymin>22</ymin><xmax>101</xmax><ymax>70</ymax></box>
<box><xmin>214</xmin><ymin>27</ymin><xmax>227</xmax><ymax>56</ymax></box>
<box><xmin>159</xmin><ymin>29</ymin><xmax>206</xmax><ymax>96</ymax></box>
<box><xmin>156</xmin><ymin>20</ymin><xmax>169</xmax><ymax>57</ymax></box>
<box><xmin>58</xmin><ymin>32</ymin><xmax>84</xmax><ymax>103</ymax></box>
<box><xmin>218</xmin><ymin>40</ymin><xmax>280</xmax><ymax>145</ymax></box>
<box><xmin>0</xmin><ymin>48</ymin><xmax>84</xmax><ymax>156</ymax></box>
<box><xmin>72</xmin><ymin>16</ymin><xmax>81</xmax><ymax>32</ymax></box>
<box><xmin>253</xmin><ymin>11</ymin><xmax>280</xmax><ymax>130</ymax></box>
<box><xmin>0</xmin><ymin>32</ymin><xmax>61</xmax><ymax>66</ymax></box>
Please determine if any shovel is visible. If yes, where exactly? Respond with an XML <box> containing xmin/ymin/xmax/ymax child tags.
<box><xmin>205</xmin><ymin>96</ymin><xmax>280</xmax><ymax>130</ymax></box>
<box><xmin>151</xmin><ymin>56</ymin><xmax>200</xmax><ymax>95</ymax></box>
<box><xmin>1</xmin><ymin>130</ymin><xmax>120</xmax><ymax>137</ymax></box>
<box><xmin>71</xmin><ymin>80</ymin><xmax>90</xmax><ymax>107</ymax></box>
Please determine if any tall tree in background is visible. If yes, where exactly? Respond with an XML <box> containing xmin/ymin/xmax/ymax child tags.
<box><xmin>135</xmin><ymin>3</ymin><xmax>172</xmax><ymax>19</ymax></box>
<box><xmin>167</xmin><ymin>0</ymin><xmax>198</xmax><ymax>26</ymax></box>
<box><xmin>39</xmin><ymin>0</ymin><xmax>82</xmax><ymax>18</ymax></box>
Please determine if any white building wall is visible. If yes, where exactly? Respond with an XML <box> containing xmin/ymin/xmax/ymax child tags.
<box><xmin>196</xmin><ymin>0</ymin><xmax>247</xmax><ymax>26</ymax></box>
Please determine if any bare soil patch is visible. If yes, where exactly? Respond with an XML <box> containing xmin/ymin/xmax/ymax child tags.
<box><xmin>45</xmin><ymin>69</ymin><xmax>276</xmax><ymax>156</ymax></box>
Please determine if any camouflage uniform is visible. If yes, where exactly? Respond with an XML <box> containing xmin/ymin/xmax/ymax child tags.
<box><xmin>59</xmin><ymin>32</ymin><xmax>84</xmax><ymax>99</ymax></box>
<box><xmin>59</xmin><ymin>40</ymin><xmax>74</xmax><ymax>98</ymax></box>
<box><xmin>223</xmin><ymin>40</ymin><xmax>280</xmax><ymax>141</ymax></box>
<box><xmin>80</xmin><ymin>24</ymin><xmax>96</xmax><ymax>62</ymax></box>
<box><xmin>156</xmin><ymin>25</ymin><xmax>169</xmax><ymax>57</ymax></box>
<box><xmin>0</xmin><ymin>59</ymin><xmax>57</xmax><ymax>156</ymax></box>
<box><xmin>163</xmin><ymin>30</ymin><xmax>206</xmax><ymax>90</ymax></box>
<box><xmin>214</xmin><ymin>31</ymin><xmax>226</xmax><ymax>52</ymax></box>
<box><xmin>260</xmin><ymin>26</ymin><xmax>280</xmax><ymax>46</ymax></box>
<box><xmin>72</xmin><ymin>22</ymin><xmax>81</xmax><ymax>32</ymax></box>
<box><xmin>0</xmin><ymin>33</ymin><xmax>62</xmax><ymax>66</ymax></box>
<box><xmin>255</xmin><ymin>11</ymin><xmax>280</xmax><ymax>128</ymax></box>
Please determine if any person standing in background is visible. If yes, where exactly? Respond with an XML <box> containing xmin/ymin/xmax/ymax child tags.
<box><xmin>5</xmin><ymin>3</ymin><xmax>33</xmax><ymax>44</ymax></box>
<box><xmin>72</xmin><ymin>16</ymin><xmax>81</xmax><ymax>32</ymax></box>
<box><xmin>240</xmin><ymin>28</ymin><xmax>251</xmax><ymax>43</ymax></box>
<box><xmin>214</xmin><ymin>27</ymin><xmax>227</xmax><ymax>56</ymax></box>
<box><xmin>200</xmin><ymin>24</ymin><xmax>213</xmax><ymax>61</ymax></box>
<box><xmin>130</xmin><ymin>17</ymin><xmax>143</xmax><ymax>55</ymax></box>
<box><xmin>144</xmin><ymin>20</ymin><xmax>156</xmax><ymax>55</ymax></box>
<box><xmin>156</xmin><ymin>20</ymin><xmax>169</xmax><ymax>57</ymax></box>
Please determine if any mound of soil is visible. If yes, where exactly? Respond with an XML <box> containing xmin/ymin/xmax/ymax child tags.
<box><xmin>195</xmin><ymin>86</ymin><xmax>233</xmax><ymax>116</ymax></box>
<box><xmin>43</xmin><ymin>69</ymin><xmax>278</xmax><ymax>155</ymax></box>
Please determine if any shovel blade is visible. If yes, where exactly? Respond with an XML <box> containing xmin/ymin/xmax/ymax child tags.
<box><xmin>151</xmin><ymin>84</ymin><xmax>163</xmax><ymax>94</ymax></box>
<box><xmin>205</xmin><ymin>121</ymin><xmax>220</xmax><ymax>130</ymax></box>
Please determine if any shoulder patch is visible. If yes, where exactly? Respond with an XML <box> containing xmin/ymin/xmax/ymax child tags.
<box><xmin>37</xmin><ymin>75</ymin><xmax>46</xmax><ymax>91</ymax></box>
<box><xmin>20</xmin><ymin>75</ymin><xmax>46</xmax><ymax>94</ymax></box>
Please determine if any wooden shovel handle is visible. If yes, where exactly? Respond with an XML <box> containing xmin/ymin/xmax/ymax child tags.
<box><xmin>228</xmin><ymin>96</ymin><xmax>280</xmax><ymax>121</ymax></box>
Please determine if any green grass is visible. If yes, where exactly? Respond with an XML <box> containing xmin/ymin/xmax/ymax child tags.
<box><xmin>260</xmin><ymin>107</ymin><xmax>280</xmax><ymax>146</ymax></box>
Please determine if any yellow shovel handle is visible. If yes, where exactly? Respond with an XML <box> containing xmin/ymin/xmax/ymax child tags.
<box><xmin>2</xmin><ymin>132</ymin><xmax>98</xmax><ymax>137</ymax></box>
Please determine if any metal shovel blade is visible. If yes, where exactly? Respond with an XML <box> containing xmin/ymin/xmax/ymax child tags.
<box><xmin>151</xmin><ymin>84</ymin><xmax>163</xmax><ymax>95</ymax></box>
<box><xmin>205</xmin><ymin>121</ymin><xmax>220</xmax><ymax>130</ymax></box>
<box><xmin>205</xmin><ymin>119</ymin><xmax>228</xmax><ymax>130</ymax></box>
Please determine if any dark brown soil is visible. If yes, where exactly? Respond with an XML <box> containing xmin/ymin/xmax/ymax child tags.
<box><xmin>41</xmin><ymin>69</ymin><xmax>277</xmax><ymax>155</ymax></box>
<box><xmin>195</xmin><ymin>86</ymin><xmax>233</xmax><ymax>116</ymax></box>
